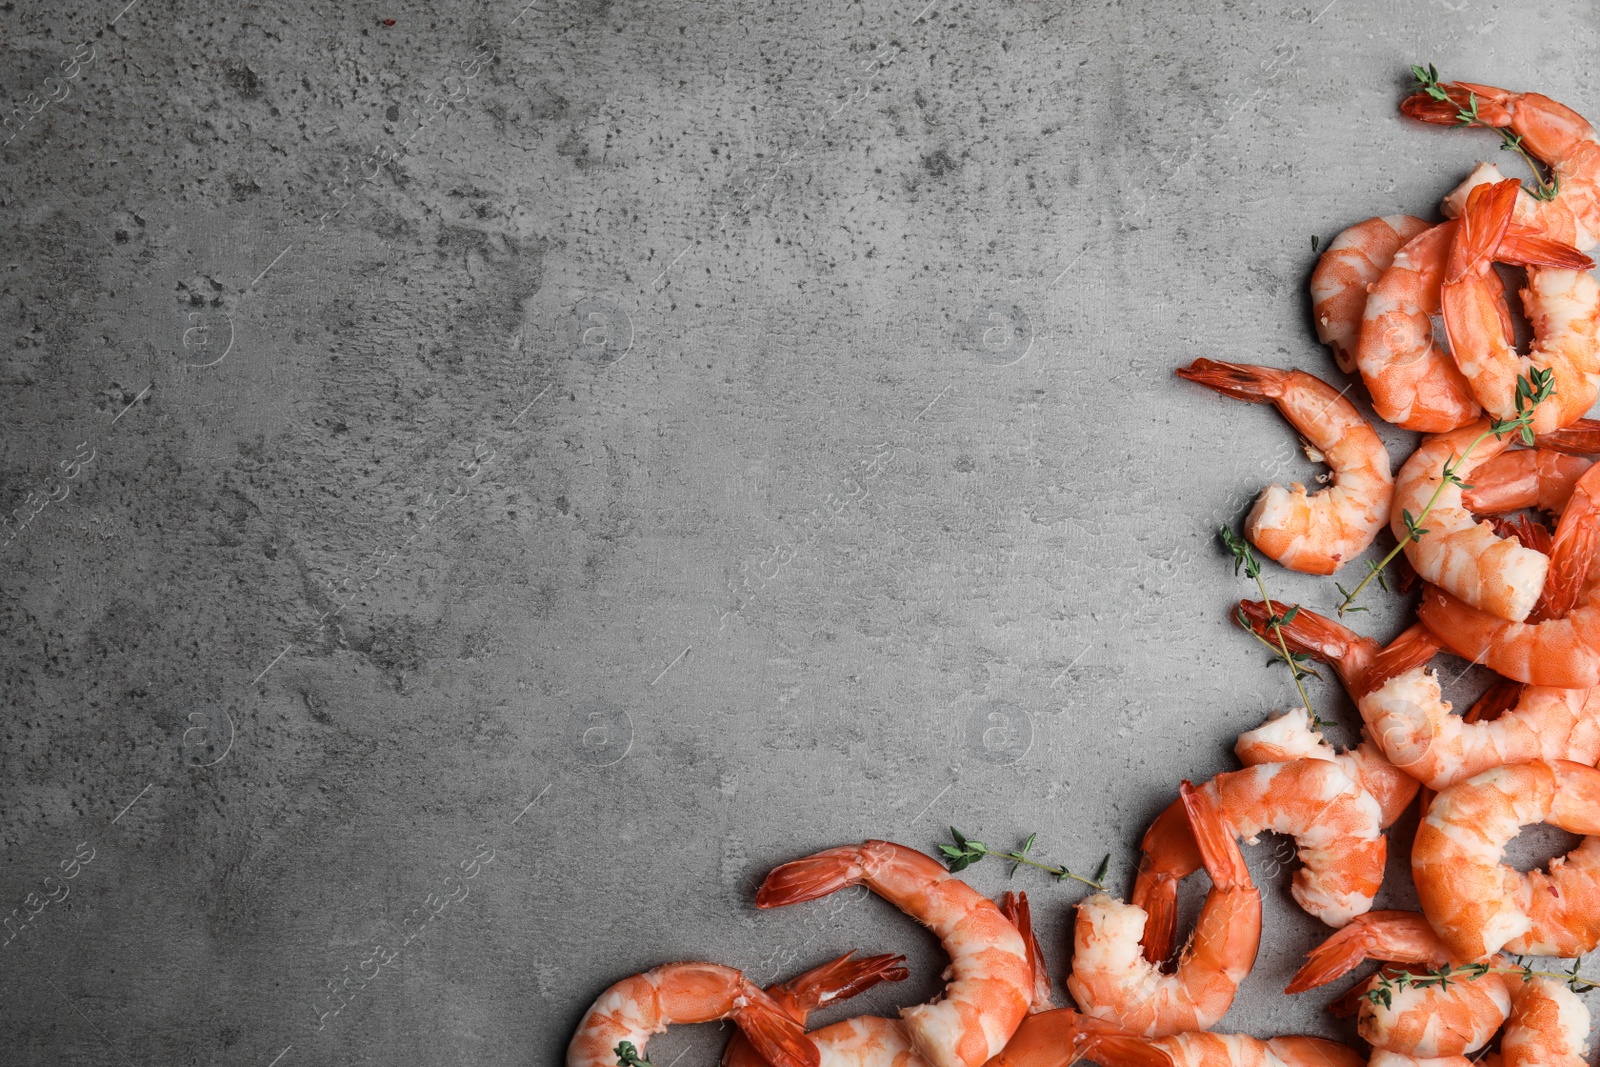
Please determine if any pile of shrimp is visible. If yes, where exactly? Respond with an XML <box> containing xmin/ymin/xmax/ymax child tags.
<box><xmin>567</xmin><ymin>75</ymin><xmax>1600</xmax><ymax>1067</ymax></box>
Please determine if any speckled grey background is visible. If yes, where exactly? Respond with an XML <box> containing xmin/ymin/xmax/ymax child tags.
<box><xmin>3</xmin><ymin>0</ymin><xmax>1598</xmax><ymax>1064</ymax></box>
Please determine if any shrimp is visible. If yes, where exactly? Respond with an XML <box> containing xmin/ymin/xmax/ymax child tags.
<box><xmin>1501</xmin><ymin>976</ymin><xmax>1593</xmax><ymax>1067</ymax></box>
<box><xmin>1069</xmin><ymin>782</ymin><xmax>1261</xmax><ymax>1037</ymax></box>
<box><xmin>1132</xmin><ymin>760</ymin><xmax>1385</xmax><ymax>966</ymax></box>
<box><xmin>1392</xmin><ymin>418</ymin><xmax>1549</xmax><ymax>621</ymax></box>
<box><xmin>1355</xmin><ymin>220</ymin><xmax>1483</xmax><ymax>432</ymax></box>
<box><xmin>1418</xmin><ymin>461</ymin><xmax>1600</xmax><ymax>686</ymax></box>
<box><xmin>1313</xmin><ymin>215</ymin><xmax>1433</xmax><ymax>373</ymax></box>
<box><xmin>1284</xmin><ymin>911</ymin><xmax>1513</xmax><ymax>1057</ymax></box>
<box><xmin>1153</xmin><ymin>1034</ymin><xmax>1365</xmax><ymax>1067</ymax></box>
<box><xmin>1413</xmin><ymin>759</ymin><xmax>1600</xmax><ymax>959</ymax></box>
<box><xmin>756</xmin><ymin>842</ymin><xmax>1032</xmax><ymax>1067</ymax></box>
<box><xmin>1176</xmin><ymin>360</ymin><xmax>1393</xmax><ymax>574</ymax></box>
<box><xmin>1439</xmin><ymin>179</ymin><xmax>1600</xmax><ymax>435</ymax></box>
<box><xmin>1234</xmin><ymin>706</ymin><xmax>1420</xmax><ymax>828</ymax></box>
<box><xmin>1462</xmin><ymin>449</ymin><xmax>1594</xmax><ymax>516</ymax></box>
<box><xmin>1238</xmin><ymin>599</ymin><xmax>1599</xmax><ymax>791</ymax></box>
<box><xmin>984</xmin><ymin>1009</ymin><xmax>1174</xmax><ymax>1067</ymax></box>
<box><xmin>1402</xmin><ymin>79</ymin><xmax>1600</xmax><ymax>251</ymax></box>
<box><xmin>568</xmin><ymin>963</ymin><xmax>818</xmax><ymax>1067</ymax></box>
<box><xmin>722</xmin><ymin>953</ymin><xmax>910</xmax><ymax>1067</ymax></box>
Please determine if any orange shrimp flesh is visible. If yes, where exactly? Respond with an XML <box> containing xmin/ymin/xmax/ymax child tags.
<box><xmin>1068</xmin><ymin>783</ymin><xmax>1260</xmax><ymax>1038</ymax></box>
<box><xmin>1234</xmin><ymin>706</ymin><xmax>1421</xmax><ymax>829</ymax></box>
<box><xmin>1284</xmin><ymin>910</ymin><xmax>1513</xmax><ymax>1057</ymax></box>
<box><xmin>722</xmin><ymin>953</ymin><xmax>910</xmax><ymax>1067</ymax></box>
<box><xmin>1153</xmin><ymin>1033</ymin><xmax>1366</xmax><ymax>1067</ymax></box>
<box><xmin>1462</xmin><ymin>449</ymin><xmax>1594</xmax><ymax>516</ymax></box>
<box><xmin>1177</xmin><ymin>360</ymin><xmax>1393</xmax><ymax>574</ymax></box>
<box><xmin>1413</xmin><ymin>759</ymin><xmax>1600</xmax><ymax>960</ymax></box>
<box><xmin>1501</xmin><ymin>976</ymin><xmax>1593</xmax><ymax>1067</ymax></box>
<box><xmin>756</xmin><ymin>842</ymin><xmax>1032</xmax><ymax>1067</ymax></box>
<box><xmin>568</xmin><ymin>963</ymin><xmax>819</xmax><ymax>1067</ymax></box>
<box><xmin>983</xmin><ymin>1009</ymin><xmax>1174</xmax><ymax>1067</ymax></box>
<box><xmin>1313</xmin><ymin>215</ymin><xmax>1433</xmax><ymax>374</ymax></box>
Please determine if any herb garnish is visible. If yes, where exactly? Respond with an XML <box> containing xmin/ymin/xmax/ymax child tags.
<box><xmin>941</xmin><ymin>828</ymin><xmax>1109</xmax><ymax>890</ymax></box>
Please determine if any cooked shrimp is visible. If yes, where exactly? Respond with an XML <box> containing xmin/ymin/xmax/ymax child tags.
<box><xmin>1501</xmin><ymin>976</ymin><xmax>1593</xmax><ymax>1067</ymax></box>
<box><xmin>1239</xmin><ymin>599</ymin><xmax>1599</xmax><ymax>791</ymax></box>
<box><xmin>757</xmin><ymin>842</ymin><xmax>1032</xmax><ymax>1067</ymax></box>
<box><xmin>1462</xmin><ymin>449</ymin><xmax>1594</xmax><ymax>516</ymax></box>
<box><xmin>1234</xmin><ymin>706</ymin><xmax>1419</xmax><ymax>828</ymax></box>
<box><xmin>1313</xmin><ymin>215</ymin><xmax>1433</xmax><ymax>373</ymax></box>
<box><xmin>1132</xmin><ymin>760</ymin><xmax>1384</xmax><ymax>966</ymax></box>
<box><xmin>985</xmin><ymin>1009</ymin><xmax>1175</xmax><ymax>1067</ymax></box>
<box><xmin>568</xmin><ymin>963</ymin><xmax>818</xmax><ymax>1067</ymax></box>
<box><xmin>1393</xmin><ymin>418</ymin><xmax>1549</xmax><ymax>621</ymax></box>
<box><xmin>1440</xmin><ymin>179</ymin><xmax>1599</xmax><ymax>434</ymax></box>
<box><xmin>1413</xmin><ymin>759</ymin><xmax>1600</xmax><ymax>959</ymax></box>
<box><xmin>1284</xmin><ymin>911</ymin><xmax>1513</xmax><ymax>1057</ymax></box>
<box><xmin>1418</xmin><ymin>461</ymin><xmax>1600</xmax><ymax>685</ymax></box>
<box><xmin>1069</xmin><ymin>782</ymin><xmax>1260</xmax><ymax>1037</ymax></box>
<box><xmin>722</xmin><ymin>953</ymin><xmax>910</xmax><ymax>1067</ymax></box>
<box><xmin>1402</xmin><ymin>79</ymin><xmax>1600</xmax><ymax>250</ymax></box>
<box><xmin>1176</xmin><ymin>360</ymin><xmax>1393</xmax><ymax>574</ymax></box>
<box><xmin>1356</xmin><ymin>220</ymin><xmax>1483</xmax><ymax>432</ymax></box>
<box><xmin>1153</xmin><ymin>1033</ymin><xmax>1364</xmax><ymax>1067</ymax></box>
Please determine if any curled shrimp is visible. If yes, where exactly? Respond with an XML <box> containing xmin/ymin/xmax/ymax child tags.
<box><xmin>1414</xmin><ymin>758</ymin><xmax>1600</xmax><ymax>959</ymax></box>
<box><xmin>1234</xmin><ymin>706</ymin><xmax>1420</xmax><ymax>829</ymax></box>
<box><xmin>1133</xmin><ymin>759</ymin><xmax>1385</xmax><ymax>963</ymax></box>
<box><xmin>1176</xmin><ymin>360</ymin><xmax>1393</xmax><ymax>574</ymax></box>
<box><xmin>756</xmin><ymin>841</ymin><xmax>1032</xmax><ymax>1067</ymax></box>
<box><xmin>1439</xmin><ymin>179</ymin><xmax>1599</xmax><ymax>434</ymax></box>
<box><xmin>1393</xmin><ymin>418</ymin><xmax>1550</xmax><ymax>622</ymax></box>
<box><xmin>1501</xmin><ymin>975</ymin><xmax>1593</xmax><ymax>1067</ymax></box>
<box><xmin>1402</xmin><ymin>79</ymin><xmax>1600</xmax><ymax>250</ymax></box>
<box><xmin>1356</xmin><ymin>220</ymin><xmax>1483</xmax><ymax>432</ymax></box>
<box><xmin>568</xmin><ymin>962</ymin><xmax>818</xmax><ymax>1067</ymax></box>
<box><xmin>1068</xmin><ymin>783</ymin><xmax>1260</xmax><ymax>1037</ymax></box>
<box><xmin>1419</xmin><ymin>460</ymin><xmax>1600</xmax><ymax>685</ymax></box>
<box><xmin>722</xmin><ymin>953</ymin><xmax>910</xmax><ymax>1067</ymax></box>
<box><xmin>1313</xmin><ymin>215</ymin><xmax>1432</xmax><ymax>374</ymax></box>
<box><xmin>1285</xmin><ymin>910</ymin><xmax>1513</xmax><ymax>1057</ymax></box>
<box><xmin>1239</xmin><ymin>599</ymin><xmax>1599</xmax><ymax>791</ymax></box>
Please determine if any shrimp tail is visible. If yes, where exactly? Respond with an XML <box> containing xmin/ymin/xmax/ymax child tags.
<box><xmin>1236</xmin><ymin>599</ymin><xmax>1373</xmax><ymax>695</ymax></box>
<box><xmin>1132</xmin><ymin>801</ymin><xmax>1200</xmax><ymax>968</ymax></box>
<box><xmin>1489</xmin><ymin>514</ymin><xmax>1554</xmax><ymax>556</ymax></box>
<box><xmin>1401</xmin><ymin>82</ymin><xmax>1514</xmax><ymax>127</ymax></box>
<box><xmin>1536</xmin><ymin>417</ymin><xmax>1600</xmax><ymax>454</ymax></box>
<box><xmin>778</xmin><ymin>952</ymin><xmax>909</xmax><ymax>1012</ymax></box>
<box><xmin>1000</xmin><ymin>891</ymin><xmax>1054</xmax><ymax>1008</ymax></box>
<box><xmin>1360</xmin><ymin>622</ymin><xmax>1443</xmax><ymax>696</ymax></box>
<box><xmin>1285</xmin><ymin>911</ymin><xmax>1442</xmax><ymax>994</ymax></box>
<box><xmin>1079</xmin><ymin>1032</ymin><xmax>1176</xmax><ymax>1067</ymax></box>
<box><xmin>1498</xmin><ymin>227</ymin><xmax>1596</xmax><ymax>270</ymax></box>
<box><xmin>1464</xmin><ymin>679</ymin><xmax>1525</xmax><ymax>724</ymax></box>
<box><xmin>1175</xmin><ymin>358</ymin><xmax>1289</xmax><ymax>403</ymax></box>
<box><xmin>1446</xmin><ymin>179</ymin><xmax>1519</xmax><ymax>281</ymax></box>
<box><xmin>1179</xmin><ymin>780</ymin><xmax>1249</xmax><ymax>890</ymax></box>
<box><xmin>730</xmin><ymin>997</ymin><xmax>822</xmax><ymax>1067</ymax></box>
<box><xmin>756</xmin><ymin>846</ymin><xmax>864</xmax><ymax>908</ymax></box>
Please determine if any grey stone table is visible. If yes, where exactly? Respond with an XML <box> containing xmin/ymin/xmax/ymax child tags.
<box><xmin>2</xmin><ymin>0</ymin><xmax>1594</xmax><ymax>1064</ymax></box>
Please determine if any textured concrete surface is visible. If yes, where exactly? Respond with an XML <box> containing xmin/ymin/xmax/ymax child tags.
<box><xmin>4</xmin><ymin>0</ymin><xmax>1600</xmax><ymax>1064</ymax></box>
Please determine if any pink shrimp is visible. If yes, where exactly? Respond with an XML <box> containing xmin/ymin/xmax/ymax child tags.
<box><xmin>1176</xmin><ymin>360</ymin><xmax>1393</xmax><ymax>574</ymax></box>
<box><xmin>1462</xmin><ymin>449</ymin><xmax>1595</xmax><ymax>516</ymax></box>
<box><xmin>568</xmin><ymin>963</ymin><xmax>818</xmax><ymax>1067</ymax></box>
<box><xmin>1501</xmin><ymin>976</ymin><xmax>1593</xmax><ymax>1067</ymax></box>
<box><xmin>1154</xmin><ymin>1034</ymin><xmax>1366</xmax><ymax>1067</ymax></box>
<box><xmin>722</xmin><ymin>953</ymin><xmax>910</xmax><ymax>1067</ymax></box>
<box><xmin>1069</xmin><ymin>783</ymin><xmax>1261</xmax><ymax>1037</ymax></box>
<box><xmin>1234</xmin><ymin>707</ymin><xmax>1420</xmax><ymax>829</ymax></box>
<box><xmin>1285</xmin><ymin>911</ymin><xmax>1513</xmax><ymax>1056</ymax></box>
<box><xmin>756</xmin><ymin>842</ymin><xmax>1032</xmax><ymax>1067</ymax></box>
<box><xmin>1313</xmin><ymin>215</ymin><xmax>1433</xmax><ymax>373</ymax></box>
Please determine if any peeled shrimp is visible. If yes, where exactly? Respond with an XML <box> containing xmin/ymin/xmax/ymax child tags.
<box><xmin>1501</xmin><ymin>976</ymin><xmax>1593</xmax><ymax>1067</ymax></box>
<box><xmin>1402</xmin><ymin>80</ymin><xmax>1600</xmax><ymax>250</ymax></box>
<box><xmin>1393</xmin><ymin>418</ymin><xmax>1549</xmax><ymax>621</ymax></box>
<box><xmin>1413</xmin><ymin>759</ymin><xmax>1600</xmax><ymax>959</ymax></box>
<box><xmin>1356</xmin><ymin>221</ymin><xmax>1483</xmax><ymax>432</ymax></box>
<box><xmin>1176</xmin><ymin>360</ymin><xmax>1393</xmax><ymax>574</ymax></box>
<box><xmin>1234</xmin><ymin>707</ymin><xmax>1419</xmax><ymax>828</ymax></box>
<box><xmin>756</xmin><ymin>842</ymin><xmax>1032</xmax><ymax>1067</ymax></box>
<box><xmin>1439</xmin><ymin>178</ymin><xmax>1599</xmax><ymax>434</ymax></box>
<box><xmin>1313</xmin><ymin>215</ymin><xmax>1432</xmax><ymax>373</ymax></box>
<box><xmin>1285</xmin><ymin>911</ymin><xmax>1513</xmax><ymax>1057</ymax></box>
<box><xmin>1069</xmin><ymin>783</ymin><xmax>1260</xmax><ymax>1037</ymax></box>
<box><xmin>1133</xmin><ymin>760</ymin><xmax>1385</xmax><ymax>965</ymax></box>
<box><xmin>1154</xmin><ymin>1034</ymin><xmax>1365</xmax><ymax>1067</ymax></box>
<box><xmin>1418</xmin><ymin>461</ymin><xmax>1600</xmax><ymax>685</ymax></box>
<box><xmin>722</xmin><ymin>953</ymin><xmax>910</xmax><ymax>1067</ymax></box>
<box><xmin>568</xmin><ymin>962</ymin><xmax>818</xmax><ymax>1067</ymax></box>
<box><xmin>1463</xmin><ymin>449</ymin><xmax>1595</xmax><ymax>516</ymax></box>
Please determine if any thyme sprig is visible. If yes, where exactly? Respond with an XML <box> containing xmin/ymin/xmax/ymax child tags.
<box><xmin>1221</xmin><ymin>527</ymin><xmax>1324</xmax><ymax>725</ymax></box>
<box><xmin>1412</xmin><ymin>64</ymin><xmax>1559</xmax><ymax>202</ymax></box>
<box><xmin>1336</xmin><ymin>368</ymin><xmax>1556</xmax><ymax>616</ymax></box>
<box><xmin>941</xmin><ymin>828</ymin><xmax>1109</xmax><ymax>890</ymax></box>
<box><xmin>616</xmin><ymin>1042</ymin><xmax>654</xmax><ymax>1067</ymax></box>
<box><xmin>1364</xmin><ymin>957</ymin><xmax>1600</xmax><ymax>1010</ymax></box>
